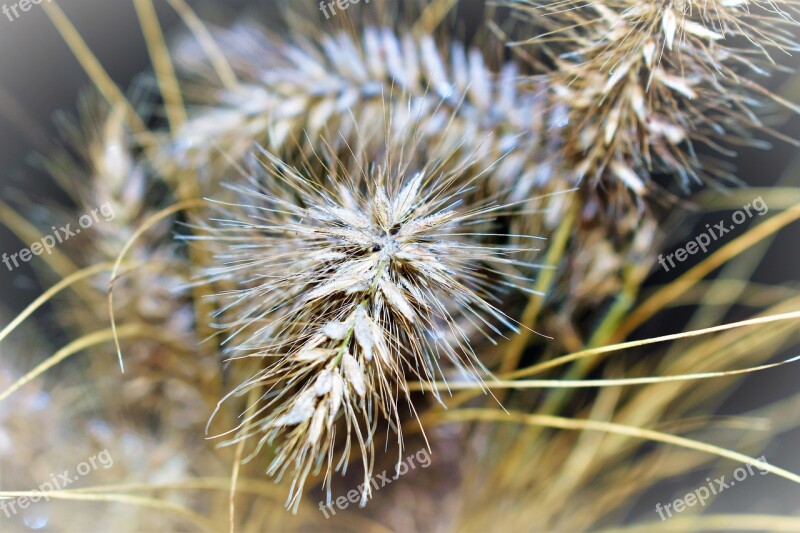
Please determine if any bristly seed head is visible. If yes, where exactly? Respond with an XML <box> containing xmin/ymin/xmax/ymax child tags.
<box><xmin>191</xmin><ymin>143</ymin><xmax>538</xmax><ymax>512</ymax></box>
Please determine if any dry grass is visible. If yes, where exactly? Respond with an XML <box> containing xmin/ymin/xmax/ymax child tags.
<box><xmin>0</xmin><ymin>1</ymin><xmax>798</xmax><ymax>531</ymax></box>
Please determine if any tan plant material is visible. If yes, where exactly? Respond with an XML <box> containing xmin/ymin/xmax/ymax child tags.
<box><xmin>1</xmin><ymin>1</ymin><xmax>799</xmax><ymax>530</ymax></box>
<box><xmin>509</xmin><ymin>0</ymin><xmax>800</xmax><ymax>193</ymax></box>
<box><xmin>162</xmin><ymin>14</ymin><xmax>661</xmax><ymax>366</ymax></box>
<box><xmin>36</xmin><ymin>95</ymin><xmax>190</xmax><ymax>334</ymax></box>
<box><xmin>163</xmin><ymin>22</ymin><xmax>553</xmax><ymax>201</ymax></box>
<box><xmin>21</xmin><ymin>96</ymin><xmax>215</xmax><ymax>433</ymax></box>
<box><xmin>191</xmin><ymin>137</ymin><xmax>538</xmax><ymax>511</ymax></box>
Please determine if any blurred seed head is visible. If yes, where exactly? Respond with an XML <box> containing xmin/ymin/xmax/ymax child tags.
<box><xmin>509</xmin><ymin>0</ymin><xmax>800</xmax><ymax>194</ymax></box>
<box><xmin>163</xmin><ymin>22</ymin><xmax>555</xmax><ymax>201</ymax></box>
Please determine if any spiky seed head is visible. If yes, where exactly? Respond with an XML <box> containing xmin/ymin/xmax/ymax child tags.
<box><xmin>192</xmin><ymin>141</ymin><xmax>538</xmax><ymax>511</ymax></box>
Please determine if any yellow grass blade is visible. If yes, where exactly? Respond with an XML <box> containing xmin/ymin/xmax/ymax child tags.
<box><xmin>64</xmin><ymin>477</ymin><xmax>283</xmax><ymax>499</ymax></box>
<box><xmin>0</xmin><ymin>324</ymin><xmax>145</xmax><ymax>404</ymax></box>
<box><xmin>508</xmin><ymin>310</ymin><xmax>800</xmax><ymax>380</ymax></box>
<box><xmin>617</xmin><ymin>202</ymin><xmax>800</xmax><ymax>339</ymax></box>
<box><xmin>166</xmin><ymin>0</ymin><xmax>239</xmax><ymax>89</ymax></box>
<box><xmin>694</xmin><ymin>187</ymin><xmax>800</xmax><ymax>211</ymax></box>
<box><xmin>0</xmin><ymin>262</ymin><xmax>121</xmax><ymax>344</ymax></box>
<box><xmin>41</xmin><ymin>1</ymin><xmax>152</xmax><ymax>143</ymax></box>
<box><xmin>413</xmin><ymin>0</ymin><xmax>460</xmax><ymax>36</ymax></box>
<box><xmin>430</xmin><ymin>409</ymin><xmax>800</xmax><ymax>484</ymax></box>
<box><xmin>0</xmin><ymin>491</ymin><xmax>212</xmax><ymax>530</ymax></box>
<box><xmin>107</xmin><ymin>199</ymin><xmax>205</xmax><ymax>372</ymax></box>
<box><xmin>415</xmin><ymin>353</ymin><xmax>800</xmax><ymax>391</ymax></box>
<box><xmin>500</xmin><ymin>199</ymin><xmax>578</xmax><ymax>373</ymax></box>
<box><xmin>133</xmin><ymin>0</ymin><xmax>187</xmax><ymax>132</ymax></box>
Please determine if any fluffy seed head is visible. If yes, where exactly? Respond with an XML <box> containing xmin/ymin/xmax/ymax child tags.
<box><xmin>193</xmin><ymin>140</ymin><xmax>538</xmax><ymax>511</ymax></box>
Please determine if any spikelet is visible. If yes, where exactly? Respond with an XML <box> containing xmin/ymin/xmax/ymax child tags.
<box><xmin>189</xmin><ymin>132</ymin><xmax>536</xmax><ymax>511</ymax></box>
<box><xmin>509</xmin><ymin>0</ymin><xmax>800</xmax><ymax>193</ymax></box>
<box><xmin>160</xmin><ymin>16</ymin><xmax>667</xmax><ymax>342</ymax></box>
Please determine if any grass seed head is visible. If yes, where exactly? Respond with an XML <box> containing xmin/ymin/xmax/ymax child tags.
<box><xmin>193</xmin><ymin>136</ymin><xmax>538</xmax><ymax>511</ymax></box>
<box><xmin>163</xmin><ymin>23</ymin><xmax>550</xmax><ymax>200</ymax></box>
<box><xmin>509</xmin><ymin>0</ymin><xmax>800</xmax><ymax>194</ymax></box>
